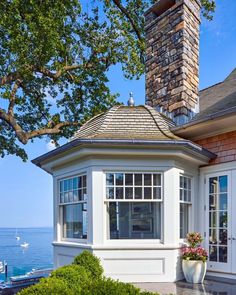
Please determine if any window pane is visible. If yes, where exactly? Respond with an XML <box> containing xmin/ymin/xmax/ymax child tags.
<box><xmin>60</xmin><ymin>181</ymin><xmax>63</xmax><ymax>193</ymax></box>
<box><xmin>73</xmin><ymin>190</ymin><xmax>78</xmax><ymax>202</ymax></box>
<box><xmin>125</xmin><ymin>187</ymin><xmax>133</xmax><ymax>199</ymax></box>
<box><xmin>63</xmin><ymin>204</ymin><xmax>87</xmax><ymax>239</ymax></box>
<box><xmin>153</xmin><ymin>187</ymin><xmax>161</xmax><ymax>199</ymax></box>
<box><xmin>219</xmin><ymin>229</ymin><xmax>227</xmax><ymax>245</ymax></box>
<box><xmin>209</xmin><ymin>228</ymin><xmax>217</xmax><ymax>244</ymax></box>
<box><xmin>209</xmin><ymin>246</ymin><xmax>217</xmax><ymax>262</ymax></box>
<box><xmin>153</xmin><ymin>174</ymin><xmax>161</xmax><ymax>186</ymax></box>
<box><xmin>60</xmin><ymin>193</ymin><xmax>64</xmax><ymax>203</ymax></box>
<box><xmin>106</xmin><ymin>173</ymin><xmax>114</xmax><ymax>186</ymax></box>
<box><xmin>220</xmin><ymin>194</ymin><xmax>227</xmax><ymax>210</ymax></box>
<box><xmin>209</xmin><ymin>194</ymin><xmax>217</xmax><ymax>210</ymax></box>
<box><xmin>219</xmin><ymin>176</ymin><xmax>227</xmax><ymax>193</ymax></box>
<box><xmin>82</xmin><ymin>175</ymin><xmax>87</xmax><ymax>188</ymax></box>
<box><xmin>209</xmin><ymin>212</ymin><xmax>217</xmax><ymax>227</ymax></box>
<box><xmin>134</xmin><ymin>187</ymin><xmax>142</xmax><ymax>199</ymax></box>
<box><xmin>188</xmin><ymin>178</ymin><xmax>191</xmax><ymax>190</ymax></box>
<box><xmin>180</xmin><ymin>203</ymin><xmax>189</xmax><ymax>239</ymax></box>
<box><xmin>180</xmin><ymin>176</ymin><xmax>184</xmax><ymax>189</ymax></box>
<box><xmin>64</xmin><ymin>179</ymin><xmax>68</xmax><ymax>191</ymax></box>
<box><xmin>106</xmin><ymin>187</ymin><xmax>114</xmax><ymax>199</ymax></box>
<box><xmin>144</xmin><ymin>174</ymin><xmax>151</xmax><ymax>186</ymax></box>
<box><xmin>116</xmin><ymin>187</ymin><xmax>123</xmax><ymax>199</ymax></box>
<box><xmin>219</xmin><ymin>247</ymin><xmax>227</xmax><ymax>263</ymax></box>
<box><xmin>125</xmin><ymin>174</ymin><xmax>133</xmax><ymax>186</ymax></box>
<box><xmin>180</xmin><ymin>189</ymin><xmax>184</xmax><ymax>201</ymax></box>
<box><xmin>135</xmin><ymin>174</ymin><xmax>142</xmax><ymax>186</ymax></box>
<box><xmin>209</xmin><ymin>177</ymin><xmax>218</xmax><ymax>194</ymax></box>
<box><xmin>73</xmin><ymin>178</ymin><xmax>78</xmax><ymax>190</ymax></box>
<box><xmin>184</xmin><ymin>190</ymin><xmax>188</xmax><ymax>202</ymax></box>
<box><xmin>219</xmin><ymin>212</ymin><xmax>227</xmax><ymax>228</ymax></box>
<box><xmin>108</xmin><ymin>202</ymin><xmax>161</xmax><ymax>239</ymax></box>
<box><xmin>144</xmin><ymin>187</ymin><xmax>152</xmax><ymax>199</ymax></box>
<box><xmin>116</xmin><ymin>173</ymin><xmax>123</xmax><ymax>186</ymax></box>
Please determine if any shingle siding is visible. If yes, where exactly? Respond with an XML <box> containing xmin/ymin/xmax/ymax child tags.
<box><xmin>195</xmin><ymin>130</ymin><xmax>236</xmax><ymax>164</ymax></box>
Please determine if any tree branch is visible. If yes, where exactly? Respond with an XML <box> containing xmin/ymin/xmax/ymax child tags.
<box><xmin>8</xmin><ymin>79</ymin><xmax>22</xmax><ymax>116</ymax></box>
<box><xmin>112</xmin><ymin>0</ymin><xmax>142</xmax><ymax>41</ymax></box>
<box><xmin>26</xmin><ymin>121</ymin><xmax>79</xmax><ymax>140</ymax></box>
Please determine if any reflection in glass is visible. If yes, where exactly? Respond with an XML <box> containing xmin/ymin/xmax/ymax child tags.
<box><xmin>219</xmin><ymin>229</ymin><xmax>227</xmax><ymax>245</ymax></box>
<box><xmin>209</xmin><ymin>246</ymin><xmax>217</xmax><ymax>262</ymax></box>
<box><xmin>209</xmin><ymin>177</ymin><xmax>218</xmax><ymax>194</ymax></box>
<box><xmin>125</xmin><ymin>174</ymin><xmax>133</xmax><ymax>186</ymax></box>
<box><xmin>220</xmin><ymin>194</ymin><xmax>227</xmax><ymax>210</ymax></box>
<box><xmin>209</xmin><ymin>229</ymin><xmax>217</xmax><ymax>244</ymax></box>
<box><xmin>125</xmin><ymin>187</ymin><xmax>133</xmax><ymax>199</ymax></box>
<box><xmin>144</xmin><ymin>187</ymin><xmax>152</xmax><ymax>199</ymax></box>
<box><xmin>116</xmin><ymin>173</ymin><xmax>123</xmax><ymax>186</ymax></box>
<box><xmin>209</xmin><ymin>212</ymin><xmax>217</xmax><ymax>227</ymax></box>
<box><xmin>106</xmin><ymin>187</ymin><xmax>114</xmax><ymax>199</ymax></box>
<box><xmin>209</xmin><ymin>194</ymin><xmax>217</xmax><ymax>210</ymax></box>
<box><xmin>108</xmin><ymin>202</ymin><xmax>161</xmax><ymax>239</ymax></box>
<box><xmin>153</xmin><ymin>187</ymin><xmax>161</xmax><ymax>199</ymax></box>
<box><xmin>153</xmin><ymin>174</ymin><xmax>161</xmax><ymax>186</ymax></box>
<box><xmin>219</xmin><ymin>246</ymin><xmax>227</xmax><ymax>263</ymax></box>
<box><xmin>144</xmin><ymin>174</ymin><xmax>151</xmax><ymax>186</ymax></box>
<box><xmin>134</xmin><ymin>187</ymin><xmax>142</xmax><ymax>199</ymax></box>
<box><xmin>219</xmin><ymin>176</ymin><xmax>227</xmax><ymax>193</ymax></box>
<box><xmin>106</xmin><ymin>173</ymin><xmax>114</xmax><ymax>186</ymax></box>
<box><xmin>135</xmin><ymin>174</ymin><xmax>142</xmax><ymax>186</ymax></box>
<box><xmin>219</xmin><ymin>212</ymin><xmax>227</xmax><ymax>228</ymax></box>
<box><xmin>116</xmin><ymin>187</ymin><xmax>123</xmax><ymax>199</ymax></box>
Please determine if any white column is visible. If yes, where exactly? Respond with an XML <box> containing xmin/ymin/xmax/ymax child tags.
<box><xmin>91</xmin><ymin>169</ymin><xmax>104</xmax><ymax>245</ymax></box>
<box><xmin>163</xmin><ymin>167</ymin><xmax>180</xmax><ymax>245</ymax></box>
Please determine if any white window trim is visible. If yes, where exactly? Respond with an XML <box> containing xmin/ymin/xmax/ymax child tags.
<box><xmin>104</xmin><ymin>171</ymin><xmax>163</xmax><ymax>243</ymax></box>
<box><xmin>179</xmin><ymin>174</ymin><xmax>193</xmax><ymax>241</ymax></box>
<box><xmin>58</xmin><ymin>173</ymin><xmax>88</xmax><ymax>243</ymax></box>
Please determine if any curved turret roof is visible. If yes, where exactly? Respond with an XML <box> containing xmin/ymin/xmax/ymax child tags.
<box><xmin>72</xmin><ymin>105</ymin><xmax>181</xmax><ymax>141</ymax></box>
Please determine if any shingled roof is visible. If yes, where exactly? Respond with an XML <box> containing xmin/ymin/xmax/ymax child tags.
<box><xmin>72</xmin><ymin>105</ymin><xmax>181</xmax><ymax>141</ymax></box>
<box><xmin>195</xmin><ymin>68</ymin><xmax>236</xmax><ymax>121</ymax></box>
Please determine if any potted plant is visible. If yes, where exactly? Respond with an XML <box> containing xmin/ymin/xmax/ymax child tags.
<box><xmin>181</xmin><ymin>232</ymin><xmax>208</xmax><ymax>284</ymax></box>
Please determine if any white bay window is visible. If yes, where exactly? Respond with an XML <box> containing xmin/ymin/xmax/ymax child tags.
<box><xmin>106</xmin><ymin>173</ymin><xmax>162</xmax><ymax>239</ymax></box>
<box><xmin>59</xmin><ymin>175</ymin><xmax>87</xmax><ymax>239</ymax></box>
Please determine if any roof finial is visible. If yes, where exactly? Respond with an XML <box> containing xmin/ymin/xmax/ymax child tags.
<box><xmin>127</xmin><ymin>92</ymin><xmax>135</xmax><ymax>107</ymax></box>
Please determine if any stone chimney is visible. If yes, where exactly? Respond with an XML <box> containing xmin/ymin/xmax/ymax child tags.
<box><xmin>145</xmin><ymin>0</ymin><xmax>201</xmax><ymax>125</ymax></box>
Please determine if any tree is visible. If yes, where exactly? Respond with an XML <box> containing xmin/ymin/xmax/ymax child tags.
<box><xmin>0</xmin><ymin>0</ymin><xmax>215</xmax><ymax>161</ymax></box>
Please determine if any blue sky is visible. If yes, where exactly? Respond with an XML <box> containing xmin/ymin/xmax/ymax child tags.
<box><xmin>1</xmin><ymin>0</ymin><xmax>236</xmax><ymax>228</ymax></box>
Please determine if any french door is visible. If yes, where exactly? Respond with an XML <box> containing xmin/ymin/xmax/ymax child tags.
<box><xmin>206</xmin><ymin>172</ymin><xmax>232</xmax><ymax>272</ymax></box>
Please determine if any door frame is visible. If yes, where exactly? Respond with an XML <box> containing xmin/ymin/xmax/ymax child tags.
<box><xmin>205</xmin><ymin>171</ymin><xmax>232</xmax><ymax>273</ymax></box>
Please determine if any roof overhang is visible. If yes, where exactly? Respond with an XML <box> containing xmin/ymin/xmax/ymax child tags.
<box><xmin>172</xmin><ymin>107</ymin><xmax>236</xmax><ymax>140</ymax></box>
<box><xmin>32</xmin><ymin>139</ymin><xmax>216</xmax><ymax>174</ymax></box>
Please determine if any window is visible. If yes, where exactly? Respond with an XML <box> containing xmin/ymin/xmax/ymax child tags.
<box><xmin>179</xmin><ymin>175</ymin><xmax>192</xmax><ymax>239</ymax></box>
<box><xmin>59</xmin><ymin>175</ymin><xmax>87</xmax><ymax>239</ymax></box>
<box><xmin>106</xmin><ymin>173</ymin><xmax>162</xmax><ymax>239</ymax></box>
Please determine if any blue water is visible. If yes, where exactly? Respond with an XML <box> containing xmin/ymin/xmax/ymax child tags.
<box><xmin>0</xmin><ymin>228</ymin><xmax>53</xmax><ymax>280</ymax></box>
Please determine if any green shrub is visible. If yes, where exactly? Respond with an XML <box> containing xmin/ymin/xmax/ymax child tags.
<box><xmin>50</xmin><ymin>264</ymin><xmax>91</xmax><ymax>287</ymax></box>
<box><xmin>89</xmin><ymin>278</ymin><xmax>159</xmax><ymax>295</ymax></box>
<box><xmin>18</xmin><ymin>277</ymin><xmax>73</xmax><ymax>295</ymax></box>
<box><xmin>73</xmin><ymin>250</ymin><xmax>103</xmax><ymax>279</ymax></box>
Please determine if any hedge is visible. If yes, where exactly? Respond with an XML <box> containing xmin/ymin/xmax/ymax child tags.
<box><xmin>18</xmin><ymin>251</ymin><xmax>159</xmax><ymax>295</ymax></box>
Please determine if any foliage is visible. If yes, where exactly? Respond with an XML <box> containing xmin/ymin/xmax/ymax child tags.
<box><xmin>19</xmin><ymin>252</ymin><xmax>159</xmax><ymax>295</ymax></box>
<box><xmin>0</xmin><ymin>0</ymin><xmax>216</xmax><ymax>160</ymax></box>
<box><xmin>89</xmin><ymin>277</ymin><xmax>158</xmax><ymax>295</ymax></box>
<box><xmin>182</xmin><ymin>246</ymin><xmax>208</xmax><ymax>263</ymax></box>
<box><xmin>50</xmin><ymin>264</ymin><xmax>92</xmax><ymax>287</ymax></box>
<box><xmin>186</xmin><ymin>232</ymin><xmax>203</xmax><ymax>248</ymax></box>
<box><xmin>182</xmin><ymin>232</ymin><xmax>208</xmax><ymax>262</ymax></box>
<box><xmin>19</xmin><ymin>277</ymin><xmax>73</xmax><ymax>295</ymax></box>
<box><xmin>73</xmin><ymin>250</ymin><xmax>103</xmax><ymax>279</ymax></box>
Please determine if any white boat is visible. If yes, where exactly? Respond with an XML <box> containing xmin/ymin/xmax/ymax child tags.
<box><xmin>15</xmin><ymin>229</ymin><xmax>20</xmax><ymax>241</ymax></box>
<box><xmin>0</xmin><ymin>262</ymin><xmax>4</xmax><ymax>273</ymax></box>
<box><xmin>20</xmin><ymin>242</ymin><xmax>29</xmax><ymax>248</ymax></box>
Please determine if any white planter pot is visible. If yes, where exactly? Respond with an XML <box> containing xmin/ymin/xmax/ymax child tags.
<box><xmin>182</xmin><ymin>260</ymin><xmax>207</xmax><ymax>284</ymax></box>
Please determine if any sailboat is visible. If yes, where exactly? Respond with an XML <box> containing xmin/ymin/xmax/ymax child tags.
<box><xmin>15</xmin><ymin>229</ymin><xmax>20</xmax><ymax>241</ymax></box>
<box><xmin>20</xmin><ymin>242</ymin><xmax>29</xmax><ymax>248</ymax></box>
<box><xmin>0</xmin><ymin>261</ymin><xmax>4</xmax><ymax>273</ymax></box>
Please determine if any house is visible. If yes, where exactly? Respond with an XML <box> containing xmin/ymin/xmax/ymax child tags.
<box><xmin>32</xmin><ymin>0</ymin><xmax>236</xmax><ymax>282</ymax></box>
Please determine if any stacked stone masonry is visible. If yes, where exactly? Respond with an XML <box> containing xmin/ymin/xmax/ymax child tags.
<box><xmin>195</xmin><ymin>130</ymin><xmax>236</xmax><ymax>165</ymax></box>
<box><xmin>145</xmin><ymin>0</ymin><xmax>201</xmax><ymax>124</ymax></box>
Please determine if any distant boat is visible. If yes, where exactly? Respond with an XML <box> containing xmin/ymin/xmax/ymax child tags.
<box><xmin>15</xmin><ymin>229</ymin><xmax>20</xmax><ymax>241</ymax></box>
<box><xmin>20</xmin><ymin>242</ymin><xmax>29</xmax><ymax>248</ymax></box>
<box><xmin>0</xmin><ymin>262</ymin><xmax>4</xmax><ymax>273</ymax></box>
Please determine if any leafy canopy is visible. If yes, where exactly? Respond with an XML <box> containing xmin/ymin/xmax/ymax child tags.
<box><xmin>0</xmin><ymin>0</ymin><xmax>216</xmax><ymax>161</ymax></box>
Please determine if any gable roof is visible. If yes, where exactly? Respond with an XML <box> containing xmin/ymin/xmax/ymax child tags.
<box><xmin>72</xmin><ymin>105</ymin><xmax>180</xmax><ymax>141</ymax></box>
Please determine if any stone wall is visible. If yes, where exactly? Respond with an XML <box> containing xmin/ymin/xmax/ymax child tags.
<box><xmin>195</xmin><ymin>130</ymin><xmax>236</xmax><ymax>165</ymax></box>
<box><xmin>145</xmin><ymin>0</ymin><xmax>201</xmax><ymax>125</ymax></box>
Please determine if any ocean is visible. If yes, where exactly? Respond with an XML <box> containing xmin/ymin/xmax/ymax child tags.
<box><xmin>0</xmin><ymin>228</ymin><xmax>53</xmax><ymax>280</ymax></box>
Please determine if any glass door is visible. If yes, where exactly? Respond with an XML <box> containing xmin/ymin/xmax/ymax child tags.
<box><xmin>206</xmin><ymin>173</ymin><xmax>231</xmax><ymax>272</ymax></box>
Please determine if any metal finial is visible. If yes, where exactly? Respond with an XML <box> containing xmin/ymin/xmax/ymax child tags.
<box><xmin>127</xmin><ymin>92</ymin><xmax>135</xmax><ymax>107</ymax></box>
